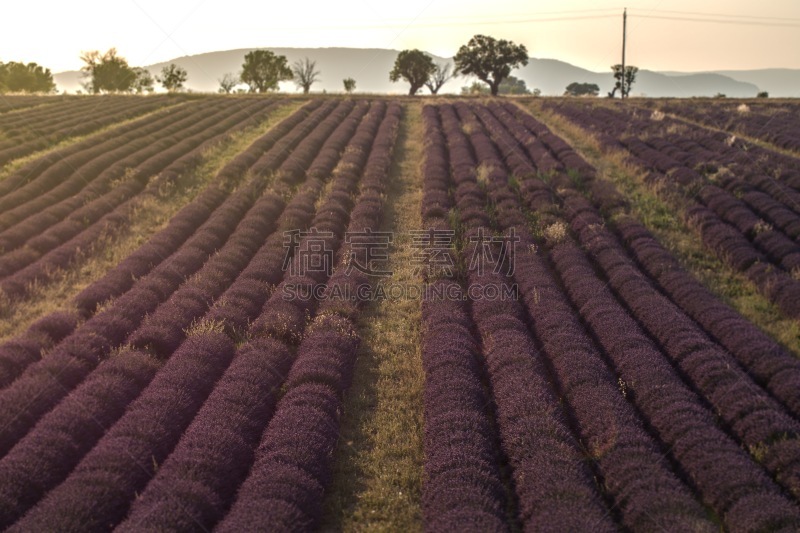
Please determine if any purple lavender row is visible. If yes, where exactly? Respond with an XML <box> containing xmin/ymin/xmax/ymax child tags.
<box><xmin>0</xmin><ymin>96</ymin><xmax>178</xmax><ymax>167</ymax></box>
<box><xmin>0</xmin><ymin>94</ymin><xmax>160</xmax><ymax>133</ymax></box>
<box><xmin>0</xmin><ymin>311</ymin><xmax>79</xmax><ymax>388</ymax></box>
<box><xmin>0</xmin><ymin>102</ymin><xmax>339</xmax><ymax>455</ymax></box>
<box><xmin>656</xmin><ymin>100</ymin><xmax>800</xmax><ymax>153</ymax></box>
<box><xmin>539</xmin><ymin>100</ymin><xmax>800</xmax><ymax>318</ymax></box>
<box><xmin>441</xmin><ymin>103</ymin><xmax>615</xmax><ymax>531</ymax></box>
<box><xmin>409</xmin><ymin>105</ymin><xmax>509</xmax><ymax>530</ymax></box>
<box><xmin>0</xmin><ymin>101</ymin><xmax>256</xmax><ymax>299</ymax></box>
<box><xmin>111</xmin><ymin>102</ymin><xmax>389</xmax><ymax>531</ymax></box>
<box><xmin>737</xmin><ymin>173</ymin><xmax>800</xmax><ymax>219</ymax></box>
<box><xmin>249</xmin><ymin>102</ymin><xmax>389</xmax><ymax>344</ymax></box>
<box><xmin>686</xmin><ymin>202</ymin><xmax>800</xmax><ymax>317</ymax></box>
<box><xmin>569</xmin><ymin>198</ymin><xmax>800</xmax><ymax>501</ymax></box>
<box><xmin>203</xmin><ymin>100</ymin><xmax>379</xmax><ymax>335</ymax></box>
<box><xmin>718</xmin><ymin>175</ymin><xmax>800</xmax><ymax>239</ymax></box>
<box><xmin>215</xmin><ymin>103</ymin><xmax>401</xmax><ymax>532</ymax></box>
<box><xmin>471</xmin><ymin>102</ymin><xmax>717</xmax><ymax>530</ymax></box>
<box><xmin>0</xmin><ymin>179</ymin><xmax>259</xmax><ymax>456</ymax></box>
<box><xmin>0</xmin><ymin>347</ymin><xmax>161</xmax><ymax>528</ymax></box>
<box><xmin>0</xmin><ymin>98</ymin><xmax>226</xmax><ymax>215</ymax></box>
<box><xmin>0</xmin><ymin>99</ymin><xmax>278</xmax><ymax>271</ymax></box>
<box><xmin>71</xmin><ymin>99</ymin><xmax>327</xmax><ymax>316</ymax></box>
<box><xmin>127</xmin><ymin>100</ymin><xmax>366</xmax><ymax>358</ymax></box>
<box><xmin>550</xmin><ymin>239</ymin><xmax>800</xmax><ymax>531</ymax></box>
<box><xmin>543</xmin><ymin>100</ymin><xmax>800</xmax><ymax>202</ymax></box>
<box><xmin>0</xmin><ymin>95</ymin><xmax>63</xmax><ymax>114</ymax></box>
<box><xmin>616</xmin><ymin>216</ymin><xmax>800</xmax><ymax>416</ymax></box>
<box><xmin>677</xmin><ymin>126</ymin><xmax>800</xmax><ymax>189</ymax></box>
<box><xmin>8</xmin><ymin>332</ymin><xmax>236</xmax><ymax>532</ymax></box>
<box><xmin>696</xmin><ymin>184</ymin><xmax>800</xmax><ymax>270</ymax></box>
<box><xmin>0</xmin><ymin>98</ymin><xmax>273</xmax><ymax>240</ymax></box>
<box><xmin>491</xmin><ymin>104</ymin><xmax>800</xmax><ymax>529</ymax></box>
<box><xmin>421</xmin><ymin>285</ymin><xmax>509</xmax><ymax>532</ymax></box>
<box><xmin>0</xmin><ymin>95</ymin><xmax>133</xmax><ymax>131</ymax></box>
<box><xmin>494</xmin><ymin>102</ymin><xmax>800</xmax><ymax>421</ymax></box>
<box><xmin>113</xmin><ymin>339</ymin><xmax>292</xmax><ymax>532</ymax></box>
<box><xmin>501</xmin><ymin>103</ymin><xmax>800</xmax><ymax>490</ymax></box>
<box><xmin>420</xmin><ymin>105</ymin><xmax>510</xmax><ymax>530</ymax></box>
<box><xmin>249</xmin><ymin>99</ymin><xmax>342</xmax><ymax>183</ymax></box>
<box><xmin>544</xmin><ymin>99</ymin><xmax>800</xmax><ymax>189</ymax></box>
<box><xmin>0</xmin><ymin>101</ymin><xmax>374</xmax><ymax>529</ymax></box>
<box><xmin>566</xmin><ymin>102</ymin><xmax>800</xmax><ymax>234</ymax></box>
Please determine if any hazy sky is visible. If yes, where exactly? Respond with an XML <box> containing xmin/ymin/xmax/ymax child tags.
<box><xmin>2</xmin><ymin>0</ymin><xmax>799</xmax><ymax>73</ymax></box>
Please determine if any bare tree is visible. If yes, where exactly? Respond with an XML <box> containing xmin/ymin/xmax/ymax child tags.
<box><xmin>425</xmin><ymin>62</ymin><xmax>453</xmax><ymax>95</ymax></box>
<box><xmin>292</xmin><ymin>57</ymin><xmax>321</xmax><ymax>94</ymax></box>
<box><xmin>218</xmin><ymin>73</ymin><xmax>238</xmax><ymax>94</ymax></box>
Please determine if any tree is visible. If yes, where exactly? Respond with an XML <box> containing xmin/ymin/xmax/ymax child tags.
<box><xmin>461</xmin><ymin>81</ymin><xmax>489</xmax><ymax>95</ymax></box>
<box><xmin>461</xmin><ymin>76</ymin><xmax>530</xmax><ymax>96</ymax></box>
<box><xmin>292</xmin><ymin>57</ymin><xmax>320</xmax><ymax>94</ymax></box>
<box><xmin>80</xmin><ymin>48</ymin><xmax>139</xmax><ymax>93</ymax></box>
<box><xmin>757</xmin><ymin>91</ymin><xmax>769</xmax><ymax>98</ymax></box>
<box><xmin>425</xmin><ymin>62</ymin><xmax>453</xmax><ymax>95</ymax></box>
<box><xmin>0</xmin><ymin>62</ymin><xmax>56</xmax><ymax>93</ymax></box>
<box><xmin>498</xmin><ymin>75</ymin><xmax>530</xmax><ymax>95</ymax></box>
<box><xmin>453</xmin><ymin>34</ymin><xmax>528</xmax><ymax>96</ymax></box>
<box><xmin>157</xmin><ymin>63</ymin><xmax>187</xmax><ymax>92</ymax></box>
<box><xmin>132</xmin><ymin>68</ymin><xmax>154</xmax><ymax>94</ymax></box>
<box><xmin>218</xmin><ymin>73</ymin><xmax>238</xmax><ymax>94</ymax></box>
<box><xmin>343</xmin><ymin>77</ymin><xmax>356</xmax><ymax>93</ymax></box>
<box><xmin>390</xmin><ymin>49</ymin><xmax>436</xmax><ymax>96</ymax></box>
<box><xmin>240</xmin><ymin>50</ymin><xmax>292</xmax><ymax>93</ymax></box>
<box><xmin>564</xmin><ymin>82</ymin><xmax>600</xmax><ymax>97</ymax></box>
<box><xmin>609</xmin><ymin>64</ymin><xmax>638</xmax><ymax>98</ymax></box>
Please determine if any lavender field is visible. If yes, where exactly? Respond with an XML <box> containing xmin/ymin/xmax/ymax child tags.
<box><xmin>0</xmin><ymin>94</ymin><xmax>799</xmax><ymax>532</ymax></box>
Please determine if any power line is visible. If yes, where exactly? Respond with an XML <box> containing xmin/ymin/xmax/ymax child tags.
<box><xmin>635</xmin><ymin>8</ymin><xmax>800</xmax><ymax>23</ymax></box>
<box><xmin>412</xmin><ymin>7</ymin><xmax>624</xmax><ymax>21</ymax></box>
<box><xmin>634</xmin><ymin>14</ymin><xmax>800</xmax><ymax>28</ymax></box>
<box><xmin>237</xmin><ymin>14</ymin><xmax>620</xmax><ymax>32</ymax></box>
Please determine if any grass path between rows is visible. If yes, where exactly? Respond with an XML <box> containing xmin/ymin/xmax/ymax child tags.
<box><xmin>322</xmin><ymin>102</ymin><xmax>426</xmax><ymax>531</ymax></box>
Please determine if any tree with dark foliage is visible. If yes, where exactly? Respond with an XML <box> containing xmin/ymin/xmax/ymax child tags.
<box><xmin>0</xmin><ymin>62</ymin><xmax>55</xmax><ymax>93</ymax></box>
<box><xmin>240</xmin><ymin>50</ymin><xmax>292</xmax><ymax>93</ymax></box>
<box><xmin>565</xmin><ymin>82</ymin><xmax>600</xmax><ymax>97</ymax></box>
<box><xmin>390</xmin><ymin>49</ymin><xmax>436</xmax><ymax>95</ymax></box>
<box><xmin>453</xmin><ymin>35</ymin><xmax>528</xmax><ymax>96</ymax></box>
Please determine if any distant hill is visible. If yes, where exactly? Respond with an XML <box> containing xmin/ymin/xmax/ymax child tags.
<box><xmin>519</xmin><ymin>60</ymin><xmax>759</xmax><ymax>98</ymax></box>
<box><xmin>712</xmin><ymin>69</ymin><xmax>800</xmax><ymax>98</ymax></box>
<box><xmin>54</xmin><ymin>47</ymin><xmax>796</xmax><ymax>97</ymax></box>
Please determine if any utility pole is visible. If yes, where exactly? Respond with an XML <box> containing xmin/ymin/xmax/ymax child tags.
<box><xmin>621</xmin><ymin>8</ymin><xmax>627</xmax><ymax>98</ymax></box>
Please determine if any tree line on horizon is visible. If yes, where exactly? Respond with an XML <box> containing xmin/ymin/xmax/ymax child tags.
<box><xmin>1</xmin><ymin>36</ymin><xmax>650</xmax><ymax>98</ymax></box>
